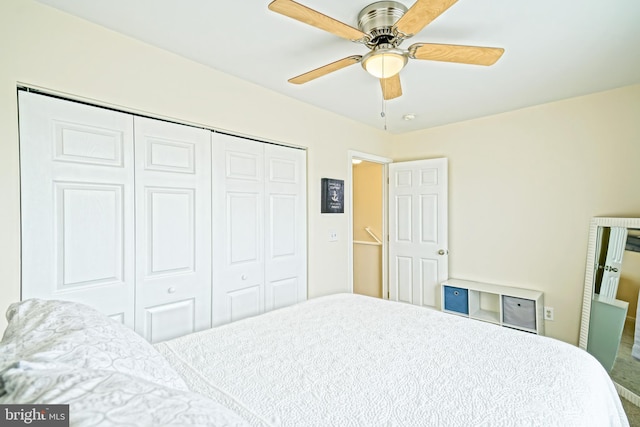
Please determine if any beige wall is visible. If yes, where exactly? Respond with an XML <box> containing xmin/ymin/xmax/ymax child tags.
<box><xmin>391</xmin><ymin>84</ymin><xmax>640</xmax><ymax>344</ymax></box>
<box><xmin>353</xmin><ymin>162</ymin><xmax>383</xmax><ymax>242</ymax></box>
<box><xmin>353</xmin><ymin>161</ymin><xmax>383</xmax><ymax>298</ymax></box>
<box><xmin>0</xmin><ymin>0</ymin><xmax>391</xmax><ymax>330</ymax></box>
<box><xmin>353</xmin><ymin>245</ymin><xmax>382</xmax><ymax>298</ymax></box>
<box><xmin>619</xmin><ymin>250</ymin><xmax>640</xmax><ymax>320</ymax></box>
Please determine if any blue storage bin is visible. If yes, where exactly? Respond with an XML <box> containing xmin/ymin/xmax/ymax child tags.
<box><xmin>443</xmin><ymin>285</ymin><xmax>469</xmax><ymax>315</ymax></box>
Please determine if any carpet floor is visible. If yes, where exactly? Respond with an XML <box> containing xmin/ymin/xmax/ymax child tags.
<box><xmin>612</xmin><ymin>319</ymin><xmax>640</xmax><ymax>426</ymax></box>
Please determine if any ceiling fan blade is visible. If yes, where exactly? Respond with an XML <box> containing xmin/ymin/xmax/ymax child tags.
<box><xmin>380</xmin><ymin>74</ymin><xmax>402</xmax><ymax>100</ymax></box>
<box><xmin>409</xmin><ymin>43</ymin><xmax>504</xmax><ymax>66</ymax></box>
<box><xmin>269</xmin><ymin>0</ymin><xmax>367</xmax><ymax>41</ymax></box>
<box><xmin>394</xmin><ymin>0</ymin><xmax>458</xmax><ymax>37</ymax></box>
<box><xmin>288</xmin><ymin>55</ymin><xmax>362</xmax><ymax>84</ymax></box>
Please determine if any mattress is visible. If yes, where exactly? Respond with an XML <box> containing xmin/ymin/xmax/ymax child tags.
<box><xmin>156</xmin><ymin>293</ymin><xmax>628</xmax><ymax>426</ymax></box>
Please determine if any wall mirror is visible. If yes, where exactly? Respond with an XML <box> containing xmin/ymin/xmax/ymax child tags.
<box><xmin>579</xmin><ymin>217</ymin><xmax>640</xmax><ymax>406</ymax></box>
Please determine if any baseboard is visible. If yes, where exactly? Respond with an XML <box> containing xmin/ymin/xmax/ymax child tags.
<box><xmin>616</xmin><ymin>383</ymin><xmax>640</xmax><ymax>407</ymax></box>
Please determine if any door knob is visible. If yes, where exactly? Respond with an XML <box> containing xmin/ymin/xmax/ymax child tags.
<box><xmin>438</xmin><ymin>249</ymin><xmax>448</xmax><ymax>255</ymax></box>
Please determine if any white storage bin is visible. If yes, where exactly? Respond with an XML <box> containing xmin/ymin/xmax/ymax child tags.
<box><xmin>502</xmin><ymin>296</ymin><xmax>537</xmax><ymax>331</ymax></box>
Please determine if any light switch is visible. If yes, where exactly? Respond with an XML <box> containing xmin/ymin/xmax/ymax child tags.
<box><xmin>329</xmin><ymin>230</ymin><xmax>338</xmax><ymax>242</ymax></box>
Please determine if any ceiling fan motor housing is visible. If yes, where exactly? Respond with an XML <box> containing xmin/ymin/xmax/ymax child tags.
<box><xmin>358</xmin><ymin>1</ymin><xmax>408</xmax><ymax>47</ymax></box>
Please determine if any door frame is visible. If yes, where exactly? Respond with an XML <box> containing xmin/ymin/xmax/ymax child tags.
<box><xmin>346</xmin><ymin>150</ymin><xmax>392</xmax><ymax>299</ymax></box>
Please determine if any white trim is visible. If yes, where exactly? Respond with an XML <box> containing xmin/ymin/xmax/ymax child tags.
<box><xmin>354</xmin><ymin>240</ymin><xmax>382</xmax><ymax>246</ymax></box>
<box><xmin>616</xmin><ymin>383</ymin><xmax>640</xmax><ymax>407</ymax></box>
<box><xmin>346</xmin><ymin>150</ymin><xmax>392</xmax><ymax>299</ymax></box>
<box><xmin>17</xmin><ymin>83</ymin><xmax>306</xmax><ymax>151</ymax></box>
<box><xmin>579</xmin><ymin>217</ymin><xmax>640</xmax><ymax>407</ymax></box>
<box><xmin>348</xmin><ymin>150</ymin><xmax>393</xmax><ymax>165</ymax></box>
<box><xmin>365</xmin><ymin>227</ymin><xmax>382</xmax><ymax>244</ymax></box>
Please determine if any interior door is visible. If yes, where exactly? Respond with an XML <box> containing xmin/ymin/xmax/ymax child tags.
<box><xmin>212</xmin><ymin>133</ymin><xmax>265</xmax><ymax>326</ymax></box>
<box><xmin>388</xmin><ymin>158</ymin><xmax>448</xmax><ymax>308</ymax></box>
<box><xmin>600</xmin><ymin>227</ymin><xmax>628</xmax><ymax>298</ymax></box>
<box><xmin>264</xmin><ymin>144</ymin><xmax>307</xmax><ymax>311</ymax></box>
<box><xmin>134</xmin><ymin>117</ymin><xmax>212</xmax><ymax>343</ymax></box>
<box><xmin>19</xmin><ymin>91</ymin><xmax>135</xmax><ymax>326</ymax></box>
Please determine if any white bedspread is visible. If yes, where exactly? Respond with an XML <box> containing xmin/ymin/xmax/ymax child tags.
<box><xmin>156</xmin><ymin>294</ymin><xmax>628</xmax><ymax>427</ymax></box>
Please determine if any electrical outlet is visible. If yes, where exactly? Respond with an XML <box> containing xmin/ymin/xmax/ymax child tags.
<box><xmin>328</xmin><ymin>230</ymin><xmax>338</xmax><ymax>242</ymax></box>
<box><xmin>544</xmin><ymin>306</ymin><xmax>554</xmax><ymax>321</ymax></box>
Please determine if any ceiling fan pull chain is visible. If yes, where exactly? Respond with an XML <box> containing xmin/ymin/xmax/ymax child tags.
<box><xmin>381</xmin><ymin>99</ymin><xmax>387</xmax><ymax>131</ymax></box>
<box><xmin>381</xmin><ymin>60</ymin><xmax>388</xmax><ymax>131</ymax></box>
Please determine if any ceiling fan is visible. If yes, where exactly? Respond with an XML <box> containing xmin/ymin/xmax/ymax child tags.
<box><xmin>268</xmin><ymin>0</ymin><xmax>504</xmax><ymax>100</ymax></box>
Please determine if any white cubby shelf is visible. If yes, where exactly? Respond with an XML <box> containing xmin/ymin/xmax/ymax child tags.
<box><xmin>441</xmin><ymin>278</ymin><xmax>545</xmax><ymax>335</ymax></box>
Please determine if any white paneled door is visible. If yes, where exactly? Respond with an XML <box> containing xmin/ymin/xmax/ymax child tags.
<box><xmin>20</xmin><ymin>91</ymin><xmax>308</xmax><ymax>339</ymax></box>
<box><xmin>388</xmin><ymin>158</ymin><xmax>448</xmax><ymax>308</ymax></box>
<box><xmin>212</xmin><ymin>134</ymin><xmax>266</xmax><ymax>326</ymax></box>
<box><xmin>600</xmin><ymin>227</ymin><xmax>628</xmax><ymax>299</ymax></box>
<box><xmin>19</xmin><ymin>91</ymin><xmax>136</xmax><ymax>326</ymax></box>
<box><xmin>212</xmin><ymin>133</ymin><xmax>307</xmax><ymax>326</ymax></box>
<box><xmin>264</xmin><ymin>144</ymin><xmax>307</xmax><ymax>312</ymax></box>
<box><xmin>133</xmin><ymin>117</ymin><xmax>212</xmax><ymax>343</ymax></box>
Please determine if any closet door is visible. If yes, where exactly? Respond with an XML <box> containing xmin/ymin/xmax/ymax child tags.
<box><xmin>264</xmin><ymin>144</ymin><xmax>307</xmax><ymax>311</ymax></box>
<box><xmin>134</xmin><ymin>117</ymin><xmax>212</xmax><ymax>343</ymax></box>
<box><xmin>212</xmin><ymin>133</ymin><xmax>265</xmax><ymax>326</ymax></box>
<box><xmin>19</xmin><ymin>92</ymin><xmax>135</xmax><ymax>326</ymax></box>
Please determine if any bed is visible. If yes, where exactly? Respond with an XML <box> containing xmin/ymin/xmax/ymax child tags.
<box><xmin>0</xmin><ymin>294</ymin><xmax>629</xmax><ymax>426</ymax></box>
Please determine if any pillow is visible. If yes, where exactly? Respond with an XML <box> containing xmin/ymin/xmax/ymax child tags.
<box><xmin>0</xmin><ymin>299</ymin><xmax>187</xmax><ymax>391</ymax></box>
<box><xmin>0</xmin><ymin>361</ymin><xmax>251</xmax><ymax>426</ymax></box>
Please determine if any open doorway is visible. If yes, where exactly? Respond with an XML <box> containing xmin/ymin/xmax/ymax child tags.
<box><xmin>352</xmin><ymin>159</ymin><xmax>384</xmax><ymax>298</ymax></box>
<box><xmin>347</xmin><ymin>150</ymin><xmax>391</xmax><ymax>299</ymax></box>
<box><xmin>347</xmin><ymin>152</ymin><xmax>448</xmax><ymax>305</ymax></box>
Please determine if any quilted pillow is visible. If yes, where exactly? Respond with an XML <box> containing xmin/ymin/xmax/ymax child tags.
<box><xmin>0</xmin><ymin>299</ymin><xmax>188</xmax><ymax>391</ymax></box>
<box><xmin>0</xmin><ymin>361</ymin><xmax>251</xmax><ymax>426</ymax></box>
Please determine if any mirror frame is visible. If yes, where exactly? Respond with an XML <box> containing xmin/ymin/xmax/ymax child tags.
<box><xmin>579</xmin><ymin>216</ymin><xmax>640</xmax><ymax>406</ymax></box>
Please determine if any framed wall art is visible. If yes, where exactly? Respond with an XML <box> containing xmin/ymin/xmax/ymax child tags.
<box><xmin>321</xmin><ymin>178</ymin><xmax>344</xmax><ymax>213</ymax></box>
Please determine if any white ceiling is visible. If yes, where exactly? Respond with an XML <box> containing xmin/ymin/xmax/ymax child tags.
<box><xmin>35</xmin><ymin>0</ymin><xmax>640</xmax><ymax>134</ymax></box>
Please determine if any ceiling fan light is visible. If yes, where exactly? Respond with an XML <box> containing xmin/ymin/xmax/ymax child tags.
<box><xmin>363</xmin><ymin>50</ymin><xmax>407</xmax><ymax>79</ymax></box>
